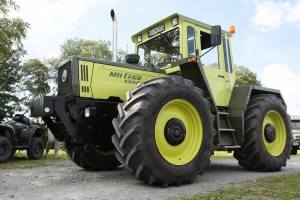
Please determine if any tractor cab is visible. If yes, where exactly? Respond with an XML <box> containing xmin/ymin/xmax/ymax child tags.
<box><xmin>132</xmin><ymin>13</ymin><xmax>236</xmax><ymax>107</ymax></box>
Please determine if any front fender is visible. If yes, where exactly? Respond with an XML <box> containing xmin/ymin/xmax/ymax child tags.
<box><xmin>30</xmin><ymin>125</ymin><xmax>44</xmax><ymax>137</ymax></box>
<box><xmin>16</xmin><ymin>125</ymin><xmax>44</xmax><ymax>147</ymax></box>
<box><xmin>27</xmin><ymin>125</ymin><xmax>45</xmax><ymax>146</ymax></box>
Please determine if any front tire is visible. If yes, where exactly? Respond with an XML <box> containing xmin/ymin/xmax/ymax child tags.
<box><xmin>27</xmin><ymin>137</ymin><xmax>44</xmax><ymax>160</ymax></box>
<box><xmin>112</xmin><ymin>76</ymin><xmax>215</xmax><ymax>186</ymax></box>
<box><xmin>234</xmin><ymin>94</ymin><xmax>291</xmax><ymax>171</ymax></box>
<box><xmin>0</xmin><ymin>136</ymin><xmax>12</xmax><ymax>163</ymax></box>
<box><xmin>65</xmin><ymin>144</ymin><xmax>120</xmax><ymax>171</ymax></box>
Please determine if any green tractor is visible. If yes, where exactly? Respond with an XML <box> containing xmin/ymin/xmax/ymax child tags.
<box><xmin>31</xmin><ymin>13</ymin><xmax>291</xmax><ymax>186</ymax></box>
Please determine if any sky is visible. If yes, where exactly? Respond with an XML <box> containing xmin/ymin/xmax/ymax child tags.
<box><xmin>12</xmin><ymin>0</ymin><xmax>300</xmax><ymax>115</ymax></box>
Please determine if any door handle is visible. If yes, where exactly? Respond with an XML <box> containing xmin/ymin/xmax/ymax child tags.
<box><xmin>218</xmin><ymin>75</ymin><xmax>224</xmax><ymax>78</ymax></box>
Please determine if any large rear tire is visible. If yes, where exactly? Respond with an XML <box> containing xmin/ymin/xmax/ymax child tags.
<box><xmin>112</xmin><ymin>76</ymin><xmax>215</xmax><ymax>186</ymax></box>
<box><xmin>0</xmin><ymin>136</ymin><xmax>12</xmax><ymax>163</ymax></box>
<box><xmin>65</xmin><ymin>143</ymin><xmax>120</xmax><ymax>171</ymax></box>
<box><xmin>234</xmin><ymin>94</ymin><xmax>291</xmax><ymax>171</ymax></box>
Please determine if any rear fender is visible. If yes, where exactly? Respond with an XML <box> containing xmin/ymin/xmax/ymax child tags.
<box><xmin>0</xmin><ymin>124</ymin><xmax>17</xmax><ymax>146</ymax></box>
<box><xmin>228</xmin><ymin>85</ymin><xmax>286</xmax><ymax>144</ymax></box>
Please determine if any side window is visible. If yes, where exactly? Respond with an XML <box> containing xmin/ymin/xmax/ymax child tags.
<box><xmin>187</xmin><ymin>26</ymin><xmax>195</xmax><ymax>57</ymax></box>
<box><xmin>200</xmin><ymin>31</ymin><xmax>219</xmax><ymax>69</ymax></box>
<box><xmin>223</xmin><ymin>37</ymin><xmax>233</xmax><ymax>73</ymax></box>
<box><xmin>138</xmin><ymin>48</ymin><xmax>146</xmax><ymax>66</ymax></box>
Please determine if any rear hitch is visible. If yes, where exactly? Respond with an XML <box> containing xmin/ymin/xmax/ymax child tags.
<box><xmin>84</xmin><ymin>144</ymin><xmax>92</xmax><ymax>152</ymax></box>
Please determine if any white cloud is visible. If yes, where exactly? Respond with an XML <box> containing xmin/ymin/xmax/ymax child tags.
<box><xmin>285</xmin><ymin>1</ymin><xmax>300</xmax><ymax>24</ymax></box>
<box><xmin>12</xmin><ymin>0</ymin><xmax>114</xmax><ymax>59</ymax></box>
<box><xmin>251</xmin><ymin>0</ymin><xmax>300</xmax><ymax>31</ymax></box>
<box><xmin>262</xmin><ymin>63</ymin><xmax>300</xmax><ymax>115</ymax></box>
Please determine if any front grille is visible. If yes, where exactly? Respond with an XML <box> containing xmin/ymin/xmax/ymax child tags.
<box><xmin>80</xmin><ymin>63</ymin><xmax>91</xmax><ymax>95</ymax></box>
<box><xmin>80</xmin><ymin>64</ymin><xmax>88</xmax><ymax>81</ymax></box>
<box><xmin>31</xmin><ymin>97</ymin><xmax>44</xmax><ymax>117</ymax></box>
<box><xmin>58</xmin><ymin>61</ymin><xmax>72</xmax><ymax>96</ymax></box>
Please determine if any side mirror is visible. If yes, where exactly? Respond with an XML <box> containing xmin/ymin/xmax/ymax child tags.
<box><xmin>211</xmin><ymin>25</ymin><xmax>221</xmax><ymax>46</ymax></box>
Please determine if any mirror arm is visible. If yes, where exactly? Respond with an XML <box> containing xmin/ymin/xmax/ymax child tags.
<box><xmin>200</xmin><ymin>46</ymin><xmax>216</xmax><ymax>58</ymax></box>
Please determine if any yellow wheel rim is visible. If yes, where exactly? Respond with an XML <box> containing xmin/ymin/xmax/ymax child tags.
<box><xmin>155</xmin><ymin>99</ymin><xmax>202</xmax><ymax>165</ymax></box>
<box><xmin>93</xmin><ymin>148</ymin><xmax>116</xmax><ymax>156</ymax></box>
<box><xmin>262</xmin><ymin>110</ymin><xmax>286</xmax><ymax>156</ymax></box>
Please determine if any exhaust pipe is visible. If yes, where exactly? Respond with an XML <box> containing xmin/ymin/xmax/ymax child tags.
<box><xmin>111</xmin><ymin>9</ymin><xmax>117</xmax><ymax>62</ymax></box>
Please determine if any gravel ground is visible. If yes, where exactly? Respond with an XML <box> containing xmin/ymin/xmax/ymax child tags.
<box><xmin>1</xmin><ymin>156</ymin><xmax>300</xmax><ymax>200</ymax></box>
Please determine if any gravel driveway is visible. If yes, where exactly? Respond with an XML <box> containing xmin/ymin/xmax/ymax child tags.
<box><xmin>1</xmin><ymin>156</ymin><xmax>300</xmax><ymax>200</ymax></box>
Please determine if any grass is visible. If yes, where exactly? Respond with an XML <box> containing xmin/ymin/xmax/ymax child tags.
<box><xmin>169</xmin><ymin>171</ymin><xmax>300</xmax><ymax>200</ymax></box>
<box><xmin>169</xmin><ymin>153</ymin><xmax>300</xmax><ymax>200</ymax></box>
<box><xmin>0</xmin><ymin>150</ymin><xmax>68</xmax><ymax>169</ymax></box>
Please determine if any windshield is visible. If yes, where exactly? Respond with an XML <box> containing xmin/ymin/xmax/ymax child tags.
<box><xmin>138</xmin><ymin>28</ymin><xmax>179</xmax><ymax>68</ymax></box>
<box><xmin>291</xmin><ymin>122</ymin><xmax>300</xmax><ymax>130</ymax></box>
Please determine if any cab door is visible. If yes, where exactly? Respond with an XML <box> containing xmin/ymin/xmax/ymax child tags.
<box><xmin>222</xmin><ymin>36</ymin><xmax>236</xmax><ymax>105</ymax></box>
<box><xmin>196</xmin><ymin>26</ymin><xmax>227</xmax><ymax>107</ymax></box>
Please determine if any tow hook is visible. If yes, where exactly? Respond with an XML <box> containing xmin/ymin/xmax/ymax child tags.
<box><xmin>84</xmin><ymin>144</ymin><xmax>92</xmax><ymax>152</ymax></box>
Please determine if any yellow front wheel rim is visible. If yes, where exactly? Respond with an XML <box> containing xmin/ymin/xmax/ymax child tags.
<box><xmin>155</xmin><ymin>99</ymin><xmax>202</xmax><ymax>165</ymax></box>
<box><xmin>262</xmin><ymin>110</ymin><xmax>286</xmax><ymax>156</ymax></box>
<box><xmin>93</xmin><ymin>148</ymin><xmax>116</xmax><ymax>156</ymax></box>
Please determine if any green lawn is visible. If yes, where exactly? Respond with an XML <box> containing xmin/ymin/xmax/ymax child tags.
<box><xmin>169</xmin><ymin>169</ymin><xmax>300</xmax><ymax>200</ymax></box>
<box><xmin>170</xmin><ymin>152</ymin><xmax>300</xmax><ymax>200</ymax></box>
<box><xmin>0</xmin><ymin>150</ymin><xmax>68</xmax><ymax>169</ymax></box>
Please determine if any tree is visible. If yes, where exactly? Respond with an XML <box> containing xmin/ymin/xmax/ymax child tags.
<box><xmin>234</xmin><ymin>65</ymin><xmax>262</xmax><ymax>87</ymax></box>
<box><xmin>60</xmin><ymin>38</ymin><xmax>112</xmax><ymax>60</ymax></box>
<box><xmin>0</xmin><ymin>53</ymin><xmax>23</xmax><ymax>112</ymax></box>
<box><xmin>0</xmin><ymin>0</ymin><xmax>30</xmax><ymax>113</ymax></box>
<box><xmin>21</xmin><ymin>59</ymin><xmax>51</xmax><ymax>111</ymax></box>
<box><xmin>0</xmin><ymin>0</ymin><xmax>30</xmax><ymax>60</ymax></box>
<box><xmin>117</xmin><ymin>48</ymin><xmax>127</xmax><ymax>63</ymax></box>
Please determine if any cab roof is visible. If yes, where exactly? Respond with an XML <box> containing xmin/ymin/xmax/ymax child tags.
<box><xmin>131</xmin><ymin>13</ymin><xmax>232</xmax><ymax>42</ymax></box>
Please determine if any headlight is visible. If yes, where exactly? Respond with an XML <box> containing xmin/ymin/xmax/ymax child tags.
<box><xmin>137</xmin><ymin>35</ymin><xmax>142</xmax><ymax>43</ymax></box>
<box><xmin>85</xmin><ymin>107</ymin><xmax>90</xmax><ymax>117</ymax></box>
<box><xmin>85</xmin><ymin>104</ymin><xmax>97</xmax><ymax>118</ymax></box>
<box><xmin>171</xmin><ymin>17</ymin><xmax>178</xmax><ymax>26</ymax></box>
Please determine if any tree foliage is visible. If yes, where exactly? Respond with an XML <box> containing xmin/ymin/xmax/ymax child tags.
<box><xmin>0</xmin><ymin>53</ymin><xmax>23</xmax><ymax>110</ymax></box>
<box><xmin>0</xmin><ymin>0</ymin><xmax>29</xmax><ymax>60</ymax></box>
<box><xmin>234</xmin><ymin>65</ymin><xmax>262</xmax><ymax>87</ymax></box>
<box><xmin>21</xmin><ymin>59</ymin><xmax>51</xmax><ymax>110</ymax></box>
<box><xmin>0</xmin><ymin>0</ymin><xmax>29</xmax><ymax>113</ymax></box>
<box><xmin>60</xmin><ymin>38</ymin><xmax>112</xmax><ymax>60</ymax></box>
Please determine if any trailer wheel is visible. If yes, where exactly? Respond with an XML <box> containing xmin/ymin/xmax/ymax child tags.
<box><xmin>65</xmin><ymin>143</ymin><xmax>120</xmax><ymax>171</ymax></box>
<box><xmin>27</xmin><ymin>137</ymin><xmax>44</xmax><ymax>160</ymax></box>
<box><xmin>112</xmin><ymin>76</ymin><xmax>214</xmax><ymax>186</ymax></box>
<box><xmin>234</xmin><ymin>94</ymin><xmax>291</xmax><ymax>171</ymax></box>
<box><xmin>0</xmin><ymin>136</ymin><xmax>12</xmax><ymax>163</ymax></box>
